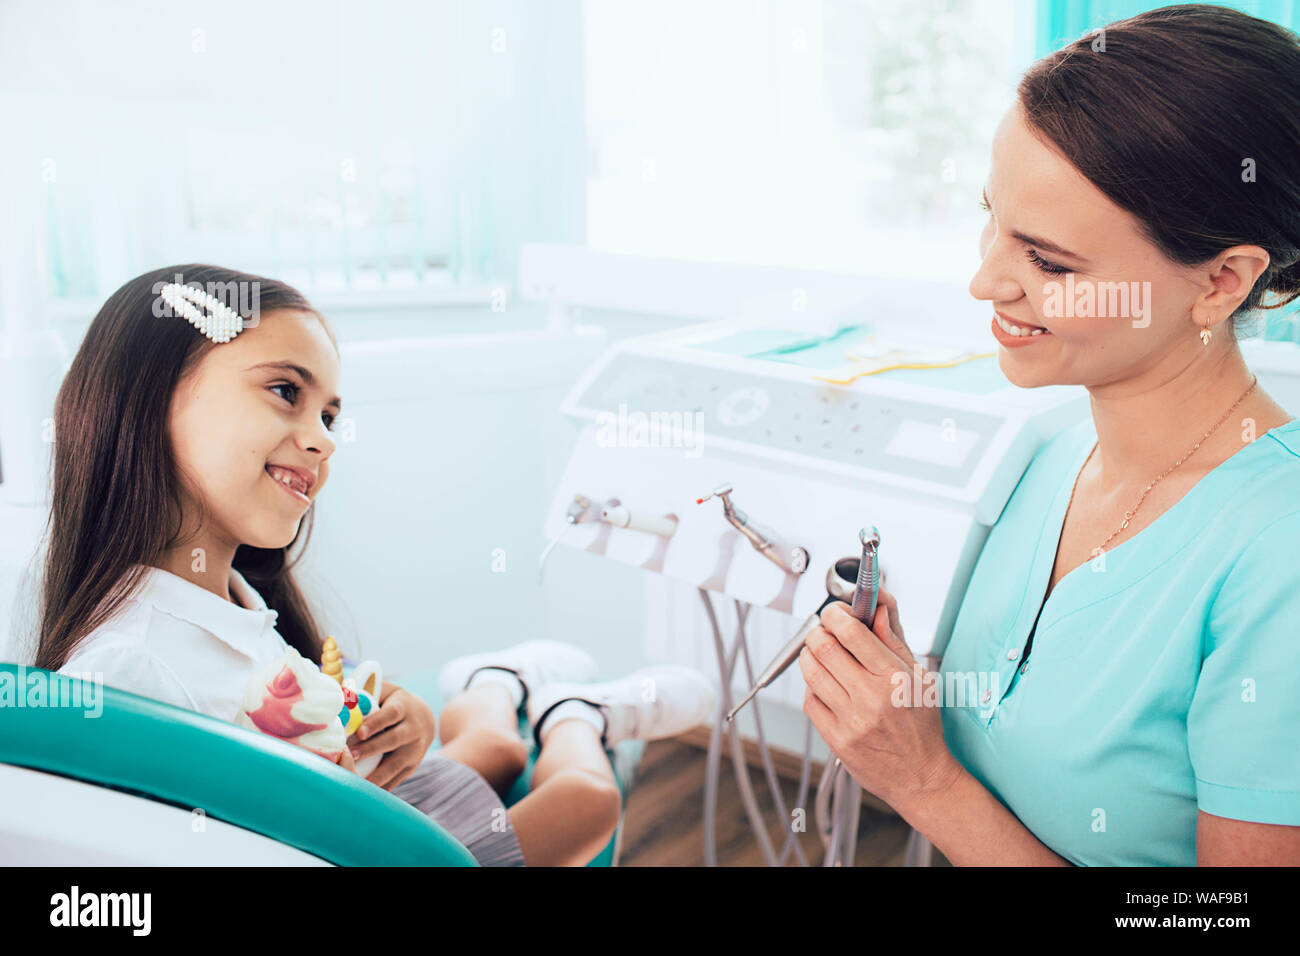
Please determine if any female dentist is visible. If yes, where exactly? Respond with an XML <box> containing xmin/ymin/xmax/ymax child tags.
<box><xmin>799</xmin><ymin>4</ymin><xmax>1300</xmax><ymax>866</ymax></box>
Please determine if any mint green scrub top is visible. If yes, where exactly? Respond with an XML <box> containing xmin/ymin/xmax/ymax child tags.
<box><xmin>939</xmin><ymin>416</ymin><xmax>1300</xmax><ymax>866</ymax></box>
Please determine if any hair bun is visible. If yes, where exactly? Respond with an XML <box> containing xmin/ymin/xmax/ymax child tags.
<box><xmin>1264</xmin><ymin>254</ymin><xmax>1300</xmax><ymax>308</ymax></box>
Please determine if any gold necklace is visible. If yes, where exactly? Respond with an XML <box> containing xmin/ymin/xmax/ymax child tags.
<box><xmin>1066</xmin><ymin>375</ymin><xmax>1259</xmax><ymax>554</ymax></box>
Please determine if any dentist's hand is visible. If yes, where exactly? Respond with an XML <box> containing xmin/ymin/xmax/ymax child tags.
<box><xmin>798</xmin><ymin>589</ymin><xmax>961</xmax><ymax>814</ymax></box>
<box><xmin>348</xmin><ymin>681</ymin><xmax>438</xmax><ymax>791</ymax></box>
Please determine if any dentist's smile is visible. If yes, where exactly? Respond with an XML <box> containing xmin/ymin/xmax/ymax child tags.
<box><xmin>991</xmin><ymin>310</ymin><xmax>1053</xmax><ymax>348</ymax></box>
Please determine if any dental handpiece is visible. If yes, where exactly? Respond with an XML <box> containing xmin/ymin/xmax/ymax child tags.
<box><xmin>850</xmin><ymin>526</ymin><xmax>881</xmax><ymax>628</ymax></box>
<box><xmin>727</xmin><ymin>527</ymin><xmax>881</xmax><ymax>722</ymax></box>
<box><xmin>697</xmin><ymin>483</ymin><xmax>809</xmax><ymax>575</ymax></box>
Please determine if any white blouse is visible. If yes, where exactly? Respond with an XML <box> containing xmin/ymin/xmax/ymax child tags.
<box><xmin>57</xmin><ymin>565</ymin><xmax>291</xmax><ymax>722</ymax></box>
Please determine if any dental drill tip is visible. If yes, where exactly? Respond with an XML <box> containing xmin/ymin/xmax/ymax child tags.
<box><xmin>728</xmin><ymin>686</ymin><xmax>760</xmax><ymax>721</ymax></box>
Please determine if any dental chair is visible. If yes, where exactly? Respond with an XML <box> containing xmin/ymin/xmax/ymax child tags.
<box><xmin>0</xmin><ymin>664</ymin><xmax>641</xmax><ymax>866</ymax></box>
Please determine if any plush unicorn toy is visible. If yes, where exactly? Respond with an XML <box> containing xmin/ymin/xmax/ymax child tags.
<box><xmin>320</xmin><ymin>635</ymin><xmax>384</xmax><ymax>778</ymax></box>
<box><xmin>234</xmin><ymin>636</ymin><xmax>384</xmax><ymax>778</ymax></box>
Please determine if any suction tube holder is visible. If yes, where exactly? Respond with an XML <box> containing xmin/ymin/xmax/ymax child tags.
<box><xmin>599</xmin><ymin>503</ymin><xmax>678</xmax><ymax>537</ymax></box>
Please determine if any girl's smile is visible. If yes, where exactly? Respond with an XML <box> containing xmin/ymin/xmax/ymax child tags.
<box><xmin>265</xmin><ymin>463</ymin><xmax>316</xmax><ymax>503</ymax></box>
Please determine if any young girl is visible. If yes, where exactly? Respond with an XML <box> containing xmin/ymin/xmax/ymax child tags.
<box><xmin>36</xmin><ymin>263</ymin><xmax>715</xmax><ymax>867</ymax></box>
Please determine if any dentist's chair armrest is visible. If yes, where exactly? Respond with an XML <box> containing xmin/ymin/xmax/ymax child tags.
<box><xmin>0</xmin><ymin>665</ymin><xmax>477</xmax><ymax>866</ymax></box>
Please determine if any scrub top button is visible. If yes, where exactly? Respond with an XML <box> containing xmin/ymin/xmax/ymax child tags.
<box><xmin>1007</xmin><ymin>648</ymin><xmax>1019</xmax><ymax>661</ymax></box>
<box><xmin>1020</xmin><ymin>661</ymin><xmax>1029</xmax><ymax>675</ymax></box>
<box><xmin>981</xmin><ymin>688</ymin><xmax>992</xmax><ymax>704</ymax></box>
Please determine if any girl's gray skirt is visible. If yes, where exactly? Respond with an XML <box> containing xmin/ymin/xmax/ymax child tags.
<box><xmin>391</xmin><ymin>751</ymin><xmax>526</xmax><ymax>867</ymax></box>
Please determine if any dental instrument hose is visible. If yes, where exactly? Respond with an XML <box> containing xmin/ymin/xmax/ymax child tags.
<box><xmin>699</xmin><ymin>592</ymin><xmax>810</xmax><ymax>866</ymax></box>
<box><xmin>713</xmin><ymin>528</ymin><xmax>881</xmax><ymax>865</ymax></box>
<box><xmin>732</xmin><ymin>597</ymin><xmax>809</xmax><ymax>867</ymax></box>
<box><xmin>538</xmin><ymin>494</ymin><xmax>593</xmax><ymax>583</ymax></box>
<box><xmin>700</xmin><ymin>589</ymin><xmax>778</xmax><ymax>866</ymax></box>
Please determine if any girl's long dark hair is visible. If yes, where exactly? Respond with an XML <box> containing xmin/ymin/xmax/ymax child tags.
<box><xmin>35</xmin><ymin>264</ymin><xmax>335</xmax><ymax>672</ymax></box>
<box><xmin>1018</xmin><ymin>4</ymin><xmax>1300</xmax><ymax>329</ymax></box>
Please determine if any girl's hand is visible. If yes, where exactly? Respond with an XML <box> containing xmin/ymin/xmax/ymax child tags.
<box><xmin>347</xmin><ymin>681</ymin><xmax>438</xmax><ymax>791</ymax></box>
<box><xmin>798</xmin><ymin>589</ymin><xmax>961</xmax><ymax>814</ymax></box>
<box><xmin>336</xmin><ymin>748</ymin><xmax>358</xmax><ymax>774</ymax></box>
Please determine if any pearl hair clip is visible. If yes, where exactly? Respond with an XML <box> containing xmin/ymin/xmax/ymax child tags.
<box><xmin>158</xmin><ymin>282</ymin><xmax>246</xmax><ymax>343</ymax></box>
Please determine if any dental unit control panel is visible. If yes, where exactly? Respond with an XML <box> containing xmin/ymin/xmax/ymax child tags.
<box><xmin>543</xmin><ymin>318</ymin><xmax>1089</xmax><ymax>670</ymax></box>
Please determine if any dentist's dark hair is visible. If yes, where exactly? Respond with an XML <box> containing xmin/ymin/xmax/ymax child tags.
<box><xmin>1018</xmin><ymin>3</ymin><xmax>1300</xmax><ymax>333</ymax></box>
<box><xmin>35</xmin><ymin>264</ymin><xmax>337</xmax><ymax>672</ymax></box>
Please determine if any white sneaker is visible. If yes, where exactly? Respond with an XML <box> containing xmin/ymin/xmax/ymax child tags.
<box><xmin>527</xmin><ymin>666</ymin><xmax>717</xmax><ymax>749</ymax></box>
<box><xmin>437</xmin><ymin>640</ymin><xmax>600</xmax><ymax>710</ymax></box>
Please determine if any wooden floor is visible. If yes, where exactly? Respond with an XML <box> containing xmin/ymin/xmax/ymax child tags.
<box><xmin>616</xmin><ymin>738</ymin><xmax>953</xmax><ymax>867</ymax></box>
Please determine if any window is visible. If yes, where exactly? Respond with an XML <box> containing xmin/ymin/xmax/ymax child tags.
<box><xmin>584</xmin><ymin>0</ymin><xmax>1032</xmax><ymax>281</ymax></box>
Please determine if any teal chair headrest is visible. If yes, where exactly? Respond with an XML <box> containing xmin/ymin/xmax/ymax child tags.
<box><xmin>0</xmin><ymin>664</ymin><xmax>477</xmax><ymax>866</ymax></box>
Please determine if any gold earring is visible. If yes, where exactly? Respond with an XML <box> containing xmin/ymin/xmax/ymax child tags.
<box><xmin>1200</xmin><ymin>322</ymin><xmax>1212</xmax><ymax>345</ymax></box>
